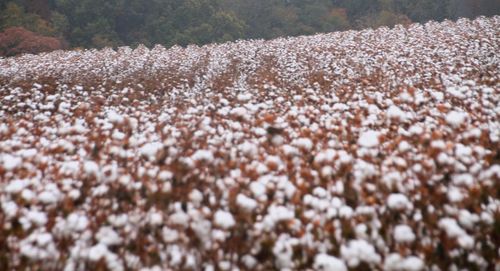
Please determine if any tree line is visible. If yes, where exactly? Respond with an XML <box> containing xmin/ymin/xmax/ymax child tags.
<box><xmin>0</xmin><ymin>0</ymin><xmax>499</xmax><ymax>55</ymax></box>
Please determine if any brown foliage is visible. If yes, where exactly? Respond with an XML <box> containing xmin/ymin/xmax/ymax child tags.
<box><xmin>0</xmin><ymin>27</ymin><xmax>64</xmax><ymax>57</ymax></box>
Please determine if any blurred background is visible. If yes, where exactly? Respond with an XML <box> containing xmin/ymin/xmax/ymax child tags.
<box><xmin>1</xmin><ymin>0</ymin><xmax>499</xmax><ymax>56</ymax></box>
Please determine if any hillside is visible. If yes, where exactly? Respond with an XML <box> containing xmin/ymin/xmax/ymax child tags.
<box><xmin>0</xmin><ymin>17</ymin><xmax>499</xmax><ymax>270</ymax></box>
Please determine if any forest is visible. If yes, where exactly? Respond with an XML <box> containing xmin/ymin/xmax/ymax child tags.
<box><xmin>0</xmin><ymin>0</ymin><xmax>499</xmax><ymax>55</ymax></box>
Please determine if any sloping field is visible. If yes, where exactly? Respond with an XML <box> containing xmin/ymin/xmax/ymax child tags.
<box><xmin>0</xmin><ymin>16</ymin><xmax>499</xmax><ymax>270</ymax></box>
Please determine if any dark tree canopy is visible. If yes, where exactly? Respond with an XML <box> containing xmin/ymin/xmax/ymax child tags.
<box><xmin>0</xmin><ymin>0</ymin><xmax>498</xmax><ymax>55</ymax></box>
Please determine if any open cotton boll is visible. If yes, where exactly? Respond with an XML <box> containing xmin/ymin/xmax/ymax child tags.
<box><xmin>387</xmin><ymin>105</ymin><xmax>407</xmax><ymax>121</ymax></box>
<box><xmin>5</xmin><ymin>179</ymin><xmax>29</xmax><ymax>194</ymax></box>
<box><xmin>96</xmin><ymin>227</ymin><xmax>122</xmax><ymax>246</ymax></box>
<box><xmin>107</xmin><ymin>110</ymin><xmax>124</xmax><ymax>124</ymax></box>
<box><xmin>358</xmin><ymin>130</ymin><xmax>380</xmax><ymax>148</ymax></box>
<box><xmin>191</xmin><ymin>150</ymin><xmax>214</xmax><ymax>162</ymax></box>
<box><xmin>387</xmin><ymin>193</ymin><xmax>412</xmax><ymax>211</ymax></box>
<box><xmin>446</xmin><ymin>111</ymin><xmax>468</xmax><ymax>128</ymax></box>
<box><xmin>314</xmin><ymin>254</ymin><xmax>347</xmax><ymax>271</ymax></box>
<box><xmin>394</xmin><ymin>224</ymin><xmax>416</xmax><ymax>243</ymax></box>
<box><xmin>214</xmin><ymin>210</ymin><xmax>235</xmax><ymax>229</ymax></box>
<box><xmin>1</xmin><ymin>154</ymin><xmax>23</xmax><ymax>171</ymax></box>
<box><xmin>236</xmin><ymin>194</ymin><xmax>258</xmax><ymax>212</ymax></box>
<box><xmin>341</xmin><ymin>239</ymin><xmax>381</xmax><ymax>267</ymax></box>
<box><xmin>140</xmin><ymin>142</ymin><xmax>163</xmax><ymax>160</ymax></box>
<box><xmin>438</xmin><ymin>218</ymin><xmax>475</xmax><ymax>249</ymax></box>
<box><xmin>292</xmin><ymin>138</ymin><xmax>314</xmax><ymax>151</ymax></box>
<box><xmin>384</xmin><ymin>254</ymin><xmax>425</xmax><ymax>271</ymax></box>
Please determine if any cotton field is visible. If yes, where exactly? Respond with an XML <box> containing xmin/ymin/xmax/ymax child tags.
<box><xmin>0</xmin><ymin>16</ymin><xmax>499</xmax><ymax>271</ymax></box>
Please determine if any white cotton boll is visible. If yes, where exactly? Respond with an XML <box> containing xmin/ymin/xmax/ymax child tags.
<box><xmin>355</xmin><ymin>224</ymin><xmax>368</xmax><ymax>239</ymax></box>
<box><xmin>339</xmin><ymin>206</ymin><xmax>353</xmax><ymax>218</ymax></box>
<box><xmin>191</xmin><ymin>150</ymin><xmax>214</xmax><ymax>162</ymax></box>
<box><xmin>140</xmin><ymin>142</ymin><xmax>163</xmax><ymax>160</ymax></box>
<box><xmin>214</xmin><ymin>210</ymin><xmax>235</xmax><ymax>229</ymax></box>
<box><xmin>38</xmin><ymin>186</ymin><xmax>62</xmax><ymax>204</ymax></box>
<box><xmin>170</xmin><ymin>211</ymin><xmax>190</xmax><ymax>227</ymax></box>
<box><xmin>230</xmin><ymin>107</ymin><xmax>247</xmax><ymax>118</ymax></box>
<box><xmin>458</xmin><ymin>235</ymin><xmax>475</xmax><ymax>249</ymax></box>
<box><xmin>158</xmin><ymin>170</ymin><xmax>173</xmax><ymax>181</ymax></box>
<box><xmin>96</xmin><ymin>227</ymin><xmax>122</xmax><ymax>246</ymax></box>
<box><xmin>313</xmin><ymin>187</ymin><xmax>328</xmax><ymax>198</ymax></box>
<box><xmin>21</xmin><ymin>189</ymin><xmax>36</xmax><ymax>201</ymax></box>
<box><xmin>88</xmin><ymin>243</ymin><xmax>109</xmax><ymax>261</ymax></box>
<box><xmin>262</xmin><ymin>205</ymin><xmax>295</xmax><ymax>230</ymax></box>
<box><xmin>107</xmin><ymin>110</ymin><xmax>124</xmax><ymax>124</ymax></box>
<box><xmin>84</xmin><ymin>161</ymin><xmax>99</xmax><ymax>176</ymax></box>
<box><xmin>387</xmin><ymin>105</ymin><xmax>407</xmax><ymax>121</ymax></box>
<box><xmin>315</xmin><ymin>149</ymin><xmax>337</xmax><ymax>164</ymax></box>
<box><xmin>162</xmin><ymin>227</ymin><xmax>179</xmax><ymax>243</ymax></box>
<box><xmin>387</xmin><ymin>193</ymin><xmax>412</xmax><ymax>211</ymax></box>
<box><xmin>293</xmin><ymin>138</ymin><xmax>313</xmax><ymax>151</ymax></box>
<box><xmin>189</xmin><ymin>189</ymin><xmax>204</xmax><ymax>205</ymax></box>
<box><xmin>66</xmin><ymin>213</ymin><xmax>89</xmax><ymax>232</ymax></box>
<box><xmin>5</xmin><ymin>179</ymin><xmax>28</xmax><ymax>194</ymax></box>
<box><xmin>242</xmin><ymin>255</ymin><xmax>257</xmax><ymax>269</ymax></box>
<box><xmin>341</xmin><ymin>239</ymin><xmax>381</xmax><ymax>268</ymax></box>
<box><xmin>480</xmin><ymin>212</ymin><xmax>494</xmax><ymax>225</ymax></box>
<box><xmin>446</xmin><ymin>87</ymin><xmax>466</xmax><ymax>99</ymax></box>
<box><xmin>446</xmin><ymin>111</ymin><xmax>468</xmax><ymax>128</ymax></box>
<box><xmin>394</xmin><ymin>225</ymin><xmax>416</xmax><ymax>243</ymax></box>
<box><xmin>384</xmin><ymin>253</ymin><xmax>403</xmax><ymax>271</ymax></box>
<box><xmin>68</xmin><ymin>189</ymin><xmax>81</xmax><ymax>200</ymax></box>
<box><xmin>272</xmin><ymin>234</ymin><xmax>298</xmax><ymax>269</ymax></box>
<box><xmin>458</xmin><ymin>210</ymin><xmax>479</xmax><ymax>229</ymax></box>
<box><xmin>237</xmin><ymin>93</ymin><xmax>252</xmax><ymax>102</ymax></box>
<box><xmin>271</xmin><ymin>135</ymin><xmax>285</xmax><ymax>146</ymax></box>
<box><xmin>112</xmin><ymin>130</ymin><xmax>126</xmax><ymax>140</ymax></box>
<box><xmin>19</xmin><ymin>230</ymin><xmax>59</xmax><ymax>260</ymax></box>
<box><xmin>431</xmin><ymin>91</ymin><xmax>444</xmax><ymax>101</ymax></box>
<box><xmin>439</xmin><ymin>217</ymin><xmax>475</xmax><ymax>249</ymax></box>
<box><xmin>358</xmin><ymin>130</ymin><xmax>380</xmax><ymax>148</ymax></box>
<box><xmin>2</xmin><ymin>201</ymin><xmax>18</xmax><ymax>218</ymax></box>
<box><xmin>250</xmin><ymin>182</ymin><xmax>266</xmax><ymax>198</ymax></box>
<box><xmin>236</xmin><ymin>194</ymin><xmax>258</xmax><ymax>212</ymax></box>
<box><xmin>430</xmin><ymin>140</ymin><xmax>446</xmax><ymax>150</ymax></box>
<box><xmin>400</xmin><ymin>256</ymin><xmax>425</xmax><ymax>271</ymax></box>
<box><xmin>218</xmin><ymin>261</ymin><xmax>231</xmax><ymax>271</ymax></box>
<box><xmin>447</xmin><ymin>187</ymin><xmax>464</xmax><ymax>203</ymax></box>
<box><xmin>148</xmin><ymin>212</ymin><xmax>164</xmax><ymax>226</ymax></box>
<box><xmin>190</xmin><ymin>219</ymin><xmax>212</xmax><ymax>249</ymax></box>
<box><xmin>398</xmin><ymin>141</ymin><xmax>411</xmax><ymax>152</ymax></box>
<box><xmin>239</xmin><ymin>142</ymin><xmax>258</xmax><ymax>156</ymax></box>
<box><xmin>212</xmin><ymin>229</ymin><xmax>226</xmax><ymax>241</ymax></box>
<box><xmin>1</xmin><ymin>154</ymin><xmax>23</xmax><ymax>171</ymax></box>
<box><xmin>27</xmin><ymin>210</ymin><xmax>48</xmax><ymax>226</ymax></box>
<box><xmin>314</xmin><ymin>254</ymin><xmax>347</xmax><ymax>271</ymax></box>
<box><xmin>321</xmin><ymin>166</ymin><xmax>334</xmax><ymax>177</ymax></box>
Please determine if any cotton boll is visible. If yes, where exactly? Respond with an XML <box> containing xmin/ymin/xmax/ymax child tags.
<box><xmin>439</xmin><ymin>218</ymin><xmax>475</xmax><ymax>249</ymax></box>
<box><xmin>140</xmin><ymin>142</ymin><xmax>163</xmax><ymax>160</ymax></box>
<box><xmin>387</xmin><ymin>105</ymin><xmax>407</xmax><ymax>121</ymax></box>
<box><xmin>387</xmin><ymin>193</ymin><xmax>412</xmax><ymax>211</ymax></box>
<box><xmin>1</xmin><ymin>154</ymin><xmax>23</xmax><ymax>171</ymax></box>
<box><xmin>358</xmin><ymin>130</ymin><xmax>380</xmax><ymax>148</ymax></box>
<box><xmin>189</xmin><ymin>189</ymin><xmax>204</xmax><ymax>205</ymax></box>
<box><xmin>446</xmin><ymin>111</ymin><xmax>468</xmax><ymax>128</ymax></box>
<box><xmin>96</xmin><ymin>226</ymin><xmax>122</xmax><ymax>246</ymax></box>
<box><xmin>314</xmin><ymin>254</ymin><xmax>347</xmax><ymax>271</ymax></box>
<box><xmin>236</xmin><ymin>194</ymin><xmax>258</xmax><ymax>212</ymax></box>
<box><xmin>214</xmin><ymin>210</ymin><xmax>235</xmax><ymax>229</ymax></box>
<box><xmin>394</xmin><ymin>225</ymin><xmax>416</xmax><ymax>243</ymax></box>
<box><xmin>341</xmin><ymin>239</ymin><xmax>381</xmax><ymax>267</ymax></box>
